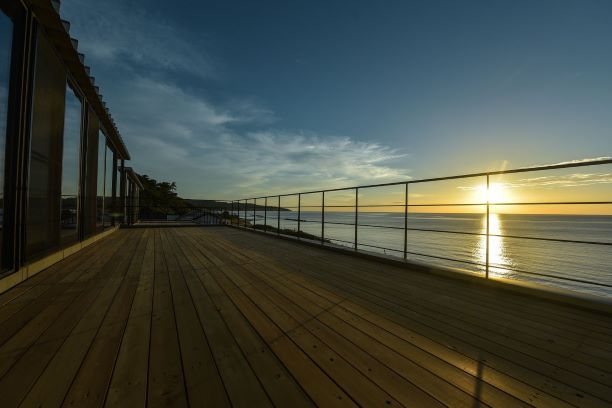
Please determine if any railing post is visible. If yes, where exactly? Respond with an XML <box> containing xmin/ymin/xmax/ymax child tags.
<box><xmin>486</xmin><ymin>174</ymin><xmax>490</xmax><ymax>279</ymax></box>
<box><xmin>243</xmin><ymin>200</ymin><xmax>247</xmax><ymax>228</ymax></box>
<box><xmin>253</xmin><ymin>198</ymin><xmax>256</xmax><ymax>229</ymax></box>
<box><xmin>354</xmin><ymin>188</ymin><xmax>359</xmax><ymax>250</ymax></box>
<box><xmin>321</xmin><ymin>191</ymin><xmax>325</xmax><ymax>244</ymax></box>
<box><xmin>404</xmin><ymin>183</ymin><xmax>408</xmax><ymax>260</ymax></box>
<box><xmin>277</xmin><ymin>196</ymin><xmax>281</xmax><ymax>235</ymax></box>
<box><xmin>264</xmin><ymin>197</ymin><xmax>267</xmax><ymax>232</ymax></box>
<box><xmin>297</xmin><ymin>193</ymin><xmax>301</xmax><ymax>238</ymax></box>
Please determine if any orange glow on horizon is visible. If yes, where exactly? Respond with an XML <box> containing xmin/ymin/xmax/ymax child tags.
<box><xmin>288</xmin><ymin>169</ymin><xmax>612</xmax><ymax>215</ymax></box>
<box><xmin>476</xmin><ymin>182</ymin><xmax>512</xmax><ymax>205</ymax></box>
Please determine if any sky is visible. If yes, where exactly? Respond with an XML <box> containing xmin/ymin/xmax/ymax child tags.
<box><xmin>60</xmin><ymin>0</ymin><xmax>612</xmax><ymax>206</ymax></box>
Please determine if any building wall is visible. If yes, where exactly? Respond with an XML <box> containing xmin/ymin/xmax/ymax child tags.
<box><xmin>0</xmin><ymin>0</ymin><xmax>132</xmax><ymax>292</ymax></box>
<box><xmin>26</xmin><ymin>28</ymin><xmax>66</xmax><ymax>259</ymax></box>
<box><xmin>0</xmin><ymin>3</ymin><xmax>16</xmax><ymax>272</ymax></box>
<box><xmin>83</xmin><ymin>107</ymin><xmax>99</xmax><ymax>237</ymax></box>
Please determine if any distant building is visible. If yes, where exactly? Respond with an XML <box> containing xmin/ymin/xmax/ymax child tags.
<box><xmin>0</xmin><ymin>0</ymin><xmax>140</xmax><ymax>291</ymax></box>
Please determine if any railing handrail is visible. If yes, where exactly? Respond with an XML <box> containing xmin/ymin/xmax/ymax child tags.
<box><xmin>234</xmin><ymin>157</ymin><xmax>612</xmax><ymax>201</ymax></box>
<box><xmin>226</xmin><ymin>158</ymin><xmax>612</xmax><ymax>293</ymax></box>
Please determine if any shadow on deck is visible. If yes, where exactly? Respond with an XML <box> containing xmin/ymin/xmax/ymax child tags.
<box><xmin>0</xmin><ymin>226</ymin><xmax>611</xmax><ymax>407</ymax></box>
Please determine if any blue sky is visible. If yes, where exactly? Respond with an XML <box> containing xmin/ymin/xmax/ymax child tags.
<box><xmin>60</xmin><ymin>0</ymin><xmax>612</xmax><ymax>199</ymax></box>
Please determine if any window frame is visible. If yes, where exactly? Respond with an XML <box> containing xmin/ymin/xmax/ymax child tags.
<box><xmin>59</xmin><ymin>80</ymin><xmax>84</xmax><ymax>245</ymax></box>
<box><xmin>1</xmin><ymin>1</ymin><xmax>29</xmax><ymax>273</ymax></box>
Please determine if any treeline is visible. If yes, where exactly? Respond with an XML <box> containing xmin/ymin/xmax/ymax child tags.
<box><xmin>137</xmin><ymin>175</ymin><xmax>191</xmax><ymax>216</ymax></box>
<box><xmin>136</xmin><ymin>175</ymin><xmax>291</xmax><ymax>217</ymax></box>
<box><xmin>186</xmin><ymin>199</ymin><xmax>291</xmax><ymax>212</ymax></box>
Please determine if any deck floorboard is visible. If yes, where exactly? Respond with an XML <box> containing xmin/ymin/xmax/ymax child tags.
<box><xmin>0</xmin><ymin>226</ymin><xmax>610</xmax><ymax>407</ymax></box>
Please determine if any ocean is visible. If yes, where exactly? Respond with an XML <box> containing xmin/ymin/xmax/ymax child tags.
<box><xmin>243</xmin><ymin>211</ymin><xmax>612</xmax><ymax>298</ymax></box>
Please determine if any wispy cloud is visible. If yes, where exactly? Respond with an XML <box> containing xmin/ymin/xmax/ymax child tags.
<box><xmin>61</xmin><ymin>0</ymin><xmax>214</xmax><ymax>79</ymax></box>
<box><xmin>60</xmin><ymin>1</ymin><xmax>411</xmax><ymax>198</ymax></box>
<box><xmin>99</xmin><ymin>75</ymin><xmax>409</xmax><ymax>198</ymax></box>
<box><xmin>518</xmin><ymin>156</ymin><xmax>612</xmax><ymax>169</ymax></box>
<box><xmin>456</xmin><ymin>157</ymin><xmax>612</xmax><ymax>192</ymax></box>
<box><xmin>502</xmin><ymin>173</ymin><xmax>612</xmax><ymax>189</ymax></box>
<box><xmin>459</xmin><ymin>172</ymin><xmax>612</xmax><ymax>191</ymax></box>
<box><xmin>212</xmin><ymin>131</ymin><xmax>409</xmax><ymax>195</ymax></box>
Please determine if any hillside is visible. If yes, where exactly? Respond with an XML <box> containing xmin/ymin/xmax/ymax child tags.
<box><xmin>185</xmin><ymin>199</ymin><xmax>291</xmax><ymax>212</ymax></box>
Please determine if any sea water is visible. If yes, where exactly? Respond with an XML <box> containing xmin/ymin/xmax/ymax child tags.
<box><xmin>243</xmin><ymin>211</ymin><xmax>612</xmax><ymax>298</ymax></box>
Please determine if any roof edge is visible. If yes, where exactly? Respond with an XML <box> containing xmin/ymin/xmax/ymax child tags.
<box><xmin>27</xmin><ymin>0</ymin><xmax>131</xmax><ymax>160</ymax></box>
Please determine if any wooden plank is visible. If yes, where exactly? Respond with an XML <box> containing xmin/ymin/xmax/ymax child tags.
<box><xmin>237</xmin><ymin>232</ymin><xmax>612</xmax><ymax>348</ymax></box>
<box><xmin>147</xmin><ymin>229</ymin><xmax>188</xmax><ymax>408</ymax></box>
<box><xmin>297</xmin><ymin>251</ymin><xmax>612</xmax><ymax>363</ymax></box>
<box><xmin>0</xmin><ymin>233</ymin><xmax>132</xmax><ymax>378</ymax></box>
<box><xmin>294</xmin><ymin>260</ymin><xmax>612</xmax><ymax>397</ymax></box>
<box><xmin>186</xmin><ymin>229</ymin><xmax>518</xmax><ymax>406</ymax></box>
<box><xmin>211</xmin><ymin>227</ymin><xmax>612</xmax><ymax>336</ymax></box>
<box><xmin>335</xmin><ymin>301</ymin><xmax>602</xmax><ymax>408</ymax></box>
<box><xmin>18</xmin><ymin>230</ymin><xmax>146</xmax><ymax>407</ymax></box>
<box><xmin>216</xmin><ymin>260</ymin><xmax>402</xmax><ymax>407</ymax></box>
<box><xmin>234</xmin><ymin>258</ymin><xmax>521</xmax><ymax>407</ymax></box>
<box><xmin>293</xmin><ymin>257</ymin><xmax>612</xmax><ymax>405</ymax></box>
<box><xmin>3</xmin><ymin>226</ymin><xmax>610</xmax><ymax>407</ymax></box>
<box><xmin>104</xmin><ymin>230</ymin><xmax>155</xmax><ymax>408</ymax></box>
<box><xmin>62</xmin><ymin>230</ymin><xmax>151</xmax><ymax>407</ymax></box>
<box><xmin>0</xmin><ymin>247</ymin><xmax>91</xmax><ymax>322</ymax></box>
<box><xmin>0</xmin><ymin>231</ymin><xmax>117</xmax><ymax>310</ymax></box>
<box><xmin>182</xmin><ymin>234</ymin><xmax>355</xmax><ymax>406</ymax></box>
<box><xmin>0</xmin><ymin>231</ymin><xmax>130</xmax><ymax>344</ymax></box>
<box><xmin>227</xmin><ymin>231</ymin><xmax>612</xmax><ymax>368</ymax></box>
<box><xmin>173</xmin><ymin>229</ymin><xmax>313</xmax><ymax>407</ymax></box>
<box><xmin>245</xmin><ymin>252</ymin><xmax>607</xmax><ymax>386</ymax></box>
<box><xmin>162</xmin><ymin>230</ymin><xmax>272</xmax><ymax>408</ymax></box>
<box><xmin>243</xmin><ymin>246</ymin><xmax>612</xmax><ymax>355</ymax></box>
<box><xmin>304</xmin><ymin>317</ymin><xmax>449</xmax><ymax>407</ymax></box>
<box><xmin>341</xmin><ymin>258</ymin><xmax>612</xmax><ymax>348</ymax></box>
<box><xmin>0</xmin><ymin>230</ymin><xmax>142</xmax><ymax>407</ymax></box>
<box><xmin>159</xmin><ymin>229</ymin><xmax>230</xmax><ymax>407</ymax></box>
<box><xmin>266</xmin><ymin>259</ymin><xmax>597</xmax><ymax>407</ymax></box>
<box><xmin>209</xmin><ymin>277</ymin><xmax>357</xmax><ymax>406</ymax></box>
<box><xmin>206</xmin><ymin>227</ymin><xmax>612</xmax><ymax>407</ymax></box>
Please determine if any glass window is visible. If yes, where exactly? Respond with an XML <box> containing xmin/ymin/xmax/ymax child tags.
<box><xmin>126</xmin><ymin>179</ymin><xmax>131</xmax><ymax>224</ymax></box>
<box><xmin>82</xmin><ymin>109</ymin><xmax>98</xmax><ymax>237</ymax></box>
<box><xmin>26</xmin><ymin>31</ymin><xmax>67</xmax><ymax>259</ymax></box>
<box><xmin>96</xmin><ymin>132</ymin><xmax>106</xmax><ymax>229</ymax></box>
<box><xmin>104</xmin><ymin>145</ymin><xmax>113</xmax><ymax>226</ymax></box>
<box><xmin>116</xmin><ymin>159</ymin><xmax>121</xmax><ymax>221</ymax></box>
<box><xmin>60</xmin><ymin>84</ymin><xmax>81</xmax><ymax>245</ymax></box>
<box><xmin>1</xmin><ymin>9</ymin><xmax>14</xmax><ymax>269</ymax></box>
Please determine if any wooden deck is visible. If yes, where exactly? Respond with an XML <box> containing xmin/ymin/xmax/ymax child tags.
<box><xmin>0</xmin><ymin>227</ymin><xmax>611</xmax><ymax>407</ymax></box>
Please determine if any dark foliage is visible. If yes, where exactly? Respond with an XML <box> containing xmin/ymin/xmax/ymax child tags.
<box><xmin>137</xmin><ymin>174</ymin><xmax>192</xmax><ymax>218</ymax></box>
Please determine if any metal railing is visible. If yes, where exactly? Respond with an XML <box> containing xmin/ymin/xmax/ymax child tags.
<box><xmin>229</xmin><ymin>158</ymin><xmax>612</xmax><ymax>291</ymax></box>
<box><xmin>126</xmin><ymin>205</ymin><xmax>231</xmax><ymax>226</ymax></box>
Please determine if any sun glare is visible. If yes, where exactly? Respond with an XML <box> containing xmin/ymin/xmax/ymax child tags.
<box><xmin>476</xmin><ymin>182</ymin><xmax>511</xmax><ymax>204</ymax></box>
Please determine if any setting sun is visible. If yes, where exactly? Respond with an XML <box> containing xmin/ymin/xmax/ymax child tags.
<box><xmin>477</xmin><ymin>182</ymin><xmax>512</xmax><ymax>204</ymax></box>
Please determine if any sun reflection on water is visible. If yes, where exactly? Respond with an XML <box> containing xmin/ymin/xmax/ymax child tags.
<box><xmin>475</xmin><ymin>213</ymin><xmax>514</xmax><ymax>277</ymax></box>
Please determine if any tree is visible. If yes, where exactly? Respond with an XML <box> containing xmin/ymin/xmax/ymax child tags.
<box><xmin>137</xmin><ymin>175</ymin><xmax>192</xmax><ymax>217</ymax></box>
